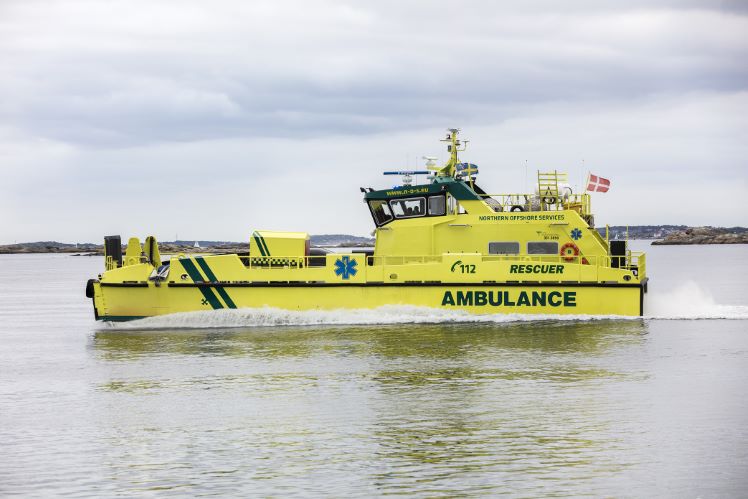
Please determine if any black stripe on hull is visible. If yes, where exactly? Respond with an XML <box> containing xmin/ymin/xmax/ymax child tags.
<box><xmin>166</xmin><ymin>281</ymin><xmax>646</xmax><ymax>289</ymax></box>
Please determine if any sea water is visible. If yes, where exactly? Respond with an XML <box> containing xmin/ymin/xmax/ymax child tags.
<box><xmin>1</xmin><ymin>242</ymin><xmax>747</xmax><ymax>497</ymax></box>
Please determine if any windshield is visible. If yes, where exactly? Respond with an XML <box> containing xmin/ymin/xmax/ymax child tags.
<box><xmin>389</xmin><ymin>197</ymin><xmax>426</xmax><ymax>218</ymax></box>
<box><xmin>368</xmin><ymin>200</ymin><xmax>394</xmax><ymax>226</ymax></box>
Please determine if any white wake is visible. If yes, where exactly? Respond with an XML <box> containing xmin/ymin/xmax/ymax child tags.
<box><xmin>105</xmin><ymin>282</ymin><xmax>747</xmax><ymax>330</ymax></box>
<box><xmin>644</xmin><ymin>281</ymin><xmax>748</xmax><ymax>320</ymax></box>
<box><xmin>111</xmin><ymin>305</ymin><xmax>632</xmax><ymax>330</ymax></box>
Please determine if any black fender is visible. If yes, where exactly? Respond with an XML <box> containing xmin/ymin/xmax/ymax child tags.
<box><xmin>85</xmin><ymin>279</ymin><xmax>96</xmax><ymax>299</ymax></box>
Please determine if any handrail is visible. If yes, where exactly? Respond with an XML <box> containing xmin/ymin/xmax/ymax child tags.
<box><xmin>240</xmin><ymin>251</ymin><xmax>646</xmax><ymax>279</ymax></box>
<box><xmin>478</xmin><ymin>193</ymin><xmax>592</xmax><ymax>216</ymax></box>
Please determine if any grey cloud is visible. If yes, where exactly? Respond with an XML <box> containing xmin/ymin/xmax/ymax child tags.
<box><xmin>1</xmin><ymin>0</ymin><xmax>746</xmax><ymax>146</ymax></box>
<box><xmin>1</xmin><ymin>0</ymin><xmax>747</xmax><ymax>242</ymax></box>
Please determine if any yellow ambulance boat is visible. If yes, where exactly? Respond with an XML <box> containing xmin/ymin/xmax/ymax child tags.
<box><xmin>86</xmin><ymin>129</ymin><xmax>647</xmax><ymax>321</ymax></box>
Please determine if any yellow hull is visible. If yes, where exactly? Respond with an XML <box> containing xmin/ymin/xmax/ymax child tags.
<box><xmin>92</xmin><ymin>281</ymin><xmax>644</xmax><ymax>321</ymax></box>
<box><xmin>87</xmin><ymin>130</ymin><xmax>649</xmax><ymax>322</ymax></box>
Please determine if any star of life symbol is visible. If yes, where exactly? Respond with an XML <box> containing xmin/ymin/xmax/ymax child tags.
<box><xmin>334</xmin><ymin>256</ymin><xmax>358</xmax><ymax>279</ymax></box>
<box><xmin>571</xmin><ymin>228</ymin><xmax>583</xmax><ymax>240</ymax></box>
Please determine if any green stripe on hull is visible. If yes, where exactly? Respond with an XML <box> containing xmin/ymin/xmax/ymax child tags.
<box><xmin>180</xmin><ymin>258</ymin><xmax>224</xmax><ymax>310</ymax></box>
<box><xmin>252</xmin><ymin>233</ymin><xmax>267</xmax><ymax>256</ymax></box>
<box><xmin>259</xmin><ymin>234</ymin><xmax>270</xmax><ymax>256</ymax></box>
<box><xmin>195</xmin><ymin>256</ymin><xmax>237</xmax><ymax>309</ymax></box>
<box><xmin>253</xmin><ymin>232</ymin><xmax>270</xmax><ymax>256</ymax></box>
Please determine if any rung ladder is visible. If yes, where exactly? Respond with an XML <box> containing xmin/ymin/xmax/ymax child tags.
<box><xmin>537</xmin><ymin>170</ymin><xmax>568</xmax><ymax>205</ymax></box>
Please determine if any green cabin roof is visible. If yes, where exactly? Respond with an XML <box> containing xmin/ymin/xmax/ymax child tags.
<box><xmin>364</xmin><ymin>177</ymin><xmax>483</xmax><ymax>202</ymax></box>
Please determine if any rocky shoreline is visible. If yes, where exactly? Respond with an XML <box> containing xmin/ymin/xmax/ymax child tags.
<box><xmin>651</xmin><ymin>226</ymin><xmax>748</xmax><ymax>245</ymax></box>
<box><xmin>0</xmin><ymin>236</ymin><xmax>375</xmax><ymax>255</ymax></box>
<box><xmin>1</xmin><ymin>227</ymin><xmax>745</xmax><ymax>254</ymax></box>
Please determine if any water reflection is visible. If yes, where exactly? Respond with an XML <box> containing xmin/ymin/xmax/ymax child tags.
<box><xmin>92</xmin><ymin>320</ymin><xmax>647</xmax><ymax>361</ymax></box>
<box><xmin>88</xmin><ymin>321</ymin><xmax>650</xmax><ymax>495</ymax></box>
<box><xmin>91</xmin><ymin>321</ymin><xmax>648</xmax><ymax>395</ymax></box>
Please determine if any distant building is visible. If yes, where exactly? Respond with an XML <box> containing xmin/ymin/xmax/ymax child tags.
<box><xmin>194</xmin><ymin>241</ymin><xmax>200</xmax><ymax>248</ymax></box>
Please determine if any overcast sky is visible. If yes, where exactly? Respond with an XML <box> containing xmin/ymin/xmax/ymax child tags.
<box><xmin>1</xmin><ymin>0</ymin><xmax>746</xmax><ymax>244</ymax></box>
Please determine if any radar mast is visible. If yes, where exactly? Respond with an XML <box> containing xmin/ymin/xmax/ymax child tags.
<box><xmin>436</xmin><ymin>128</ymin><xmax>468</xmax><ymax>178</ymax></box>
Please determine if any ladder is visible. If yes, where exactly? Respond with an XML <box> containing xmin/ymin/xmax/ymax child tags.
<box><xmin>537</xmin><ymin>170</ymin><xmax>568</xmax><ymax>207</ymax></box>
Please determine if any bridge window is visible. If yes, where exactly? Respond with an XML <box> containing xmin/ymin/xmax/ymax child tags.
<box><xmin>488</xmin><ymin>242</ymin><xmax>520</xmax><ymax>255</ymax></box>
<box><xmin>390</xmin><ymin>197</ymin><xmax>426</xmax><ymax>218</ymax></box>
<box><xmin>528</xmin><ymin>242</ymin><xmax>559</xmax><ymax>255</ymax></box>
<box><xmin>368</xmin><ymin>200</ymin><xmax>394</xmax><ymax>226</ymax></box>
<box><xmin>428</xmin><ymin>195</ymin><xmax>446</xmax><ymax>216</ymax></box>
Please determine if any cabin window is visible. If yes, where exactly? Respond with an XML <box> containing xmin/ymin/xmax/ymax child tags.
<box><xmin>428</xmin><ymin>195</ymin><xmax>446</xmax><ymax>216</ymax></box>
<box><xmin>488</xmin><ymin>242</ymin><xmax>520</xmax><ymax>255</ymax></box>
<box><xmin>527</xmin><ymin>242</ymin><xmax>559</xmax><ymax>255</ymax></box>
<box><xmin>368</xmin><ymin>200</ymin><xmax>394</xmax><ymax>226</ymax></box>
<box><xmin>390</xmin><ymin>197</ymin><xmax>426</xmax><ymax>218</ymax></box>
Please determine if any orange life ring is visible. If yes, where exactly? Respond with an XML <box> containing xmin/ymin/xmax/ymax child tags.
<box><xmin>560</xmin><ymin>242</ymin><xmax>579</xmax><ymax>262</ymax></box>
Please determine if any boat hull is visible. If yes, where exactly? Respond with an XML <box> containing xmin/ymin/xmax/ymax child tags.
<box><xmin>92</xmin><ymin>281</ymin><xmax>646</xmax><ymax>321</ymax></box>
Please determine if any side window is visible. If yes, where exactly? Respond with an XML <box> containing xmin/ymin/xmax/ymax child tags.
<box><xmin>428</xmin><ymin>195</ymin><xmax>446</xmax><ymax>216</ymax></box>
<box><xmin>390</xmin><ymin>197</ymin><xmax>426</xmax><ymax>218</ymax></box>
<box><xmin>527</xmin><ymin>242</ymin><xmax>559</xmax><ymax>255</ymax></box>
<box><xmin>368</xmin><ymin>200</ymin><xmax>393</xmax><ymax>226</ymax></box>
<box><xmin>488</xmin><ymin>242</ymin><xmax>520</xmax><ymax>255</ymax></box>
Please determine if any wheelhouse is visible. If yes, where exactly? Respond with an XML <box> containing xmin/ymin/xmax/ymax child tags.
<box><xmin>363</xmin><ymin>178</ymin><xmax>483</xmax><ymax>227</ymax></box>
<box><xmin>367</xmin><ymin>192</ymin><xmax>449</xmax><ymax>226</ymax></box>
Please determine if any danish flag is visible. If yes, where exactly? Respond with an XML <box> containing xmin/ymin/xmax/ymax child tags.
<box><xmin>586</xmin><ymin>173</ymin><xmax>610</xmax><ymax>193</ymax></box>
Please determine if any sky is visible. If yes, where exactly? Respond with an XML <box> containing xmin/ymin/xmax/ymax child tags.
<box><xmin>1</xmin><ymin>0</ymin><xmax>746</xmax><ymax>244</ymax></box>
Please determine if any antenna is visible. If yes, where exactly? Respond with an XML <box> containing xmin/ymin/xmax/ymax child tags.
<box><xmin>383</xmin><ymin>170</ymin><xmax>430</xmax><ymax>187</ymax></box>
<box><xmin>581</xmin><ymin>159</ymin><xmax>585</xmax><ymax>193</ymax></box>
<box><xmin>423</xmin><ymin>156</ymin><xmax>438</xmax><ymax>169</ymax></box>
<box><xmin>437</xmin><ymin>127</ymin><xmax>468</xmax><ymax>177</ymax></box>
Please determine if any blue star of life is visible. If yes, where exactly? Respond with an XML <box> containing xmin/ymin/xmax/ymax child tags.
<box><xmin>334</xmin><ymin>256</ymin><xmax>358</xmax><ymax>279</ymax></box>
<box><xmin>571</xmin><ymin>228</ymin><xmax>583</xmax><ymax>240</ymax></box>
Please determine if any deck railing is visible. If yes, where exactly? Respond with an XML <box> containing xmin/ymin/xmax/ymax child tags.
<box><xmin>480</xmin><ymin>193</ymin><xmax>592</xmax><ymax>216</ymax></box>
<box><xmin>239</xmin><ymin>251</ymin><xmax>646</xmax><ymax>283</ymax></box>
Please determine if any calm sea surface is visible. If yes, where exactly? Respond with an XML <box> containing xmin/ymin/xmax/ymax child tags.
<box><xmin>1</xmin><ymin>243</ymin><xmax>747</xmax><ymax>497</ymax></box>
